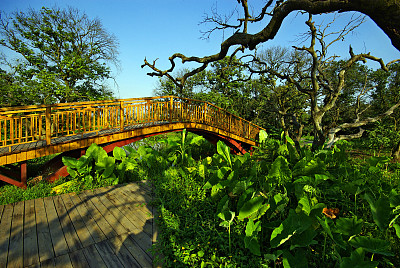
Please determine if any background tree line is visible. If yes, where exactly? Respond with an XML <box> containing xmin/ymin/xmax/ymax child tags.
<box><xmin>0</xmin><ymin>6</ymin><xmax>119</xmax><ymax>106</ymax></box>
<box><xmin>154</xmin><ymin>18</ymin><xmax>400</xmax><ymax>159</ymax></box>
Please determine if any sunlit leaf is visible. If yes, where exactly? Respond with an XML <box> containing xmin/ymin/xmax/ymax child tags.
<box><xmin>113</xmin><ymin>146</ymin><xmax>126</xmax><ymax>161</ymax></box>
<box><xmin>238</xmin><ymin>196</ymin><xmax>264</xmax><ymax>220</ymax></box>
<box><xmin>270</xmin><ymin>210</ymin><xmax>312</xmax><ymax>248</ymax></box>
<box><xmin>217</xmin><ymin>140</ymin><xmax>232</xmax><ymax>167</ymax></box>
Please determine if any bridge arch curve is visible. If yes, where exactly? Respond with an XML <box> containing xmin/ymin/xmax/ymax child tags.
<box><xmin>45</xmin><ymin>123</ymin><xmax>251</xmax><ymax>182</ymax></box>
<box><xmin>0</xmin><ymin>96</ymin><xmax>263</xmax><ymax>187</ymax></box>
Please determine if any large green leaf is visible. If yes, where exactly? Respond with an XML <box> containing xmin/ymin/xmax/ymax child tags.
<box><xmin>289</xmin><ymin>228</ymin><xmax>317</xmax><ymax>250</ymax></box>
<box><xmin>189</xmin><ymin>135</ymin><xmax>204</xmax><ymax>146</ymax></box>
<box><xmin>393</xmin><ymin>223</ymin><xmax>400</xmax><ymax>238</ymax></box>
<box><xmin>95</xmin><ymin>156</ymin><xmax>115</xmax><ymax>178</ymax></box>
<box><xmin>217</xmin><ymin>195</ymin><xmax>229</xmax><ymax>214</ymax></box>
<box><xmin>364</xmin><ymin>193</ymin><xmax>391</xmax><ymax>231</ymax></box>
<box><xmin>293</xmin><ymin>157</ymin><xmax>326</xmax><ymax>177</ymax></box>
<box><xmin>270</xmin><ymin>210</ymin><xmax>312</xmax><ymax>248</ymax></box>
<box><xmin>335</xmin><ymin>216</ymin><xmax>363</xmax><ymax>237</ymax></box>
<box><xmin>268</xmin><ymin>156</ymin><xmax>292</xmax><ymax>183</ymax></box>
<box><xmin>297</xmin><ymin>196</ymin><xmax>312</xmax><ymax>216</ymax></box>
<box><xmin>217</xmin><ymin>141</ymin><xmax>232</xmax><ymax>167</ymax></box>
<box><xmin>113</xmin><ymin>146</ymin><xmax>126</xmax><ymax>161</ymax></box>
<box><xmin>259</xmin><ymin>129</ymin><xmax>268</xmax><ymax>143</ymax></box>
<box><xmin>244</xmin><ymin>219</ymin><xmax>262</xmax><ymax>256</ymax></box>
<box><xmin>340</xmin><ymin>248</ymin><xmax>379</xmax><ymax>268</ymax></box>
<box><xmin>389</xmin><ymin>189</ymin><xmax>400</xmax><ymax>208</ymax></box>
<box><xmin>62</xmin><ymin>156</ymin><xmax>78</xmax><ymax>168</ymax></box>
<box><xmin>282</xmin><ymin>249</ymin><xmax>308</xmax><ymax>268</ymax></box>
<box><xmin>66</xmin><ymin>166</ymin><xmax>77</xmax><ymax>178</ymax></box>
<box><xmin>76</xmin><ymin>155</ymin><xmax>91</xmax><ymax>170</ymax></box>
<box><xmin>238</xmin><ymin>196</ymin><xmax>265</xmax><ymax>220</ymax></box>
<box><xmin>123</xmin><ymin>158</ymin><xmax>137</xmax><ymax>171</ymax></box>
<box><xmin>123</xmin><ymin>146</ymin><xmax>138</xmax><ymax>158</ymax></box>
<box><xmin>349</xmin><ymin>236</ymin><xmax>394</xmax><ymax>256</ymax></box>
<box><xmin>86</xmin><ymin>143</ymin><xmax>107</xmax><ymax>162</ymax></box>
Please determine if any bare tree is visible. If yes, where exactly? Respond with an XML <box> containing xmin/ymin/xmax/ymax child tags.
<box><xmin>142</xmin><ymin>0</ymin><xmax>400</xmax><ymax>89</ymax></box>
<box><xmin>246</xmin><ymin>14</ymin><xmax>400</xmax><ymax>149</ymax></box>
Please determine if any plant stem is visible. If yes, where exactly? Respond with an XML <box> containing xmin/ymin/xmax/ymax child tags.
<box><xmin>228</xmin><ymin>223</ymin><xmax>231</xmax><ymax>254</ymax></box>
<box><xmin>322</xmin><ymin>233</ymin><xmax>327</xmax><ymax>262</ymax></box>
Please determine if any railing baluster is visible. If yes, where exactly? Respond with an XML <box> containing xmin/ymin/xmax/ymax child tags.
<box><xmin>45</xmin><ymin>106</ymin><xmax>51</xmax><ymax>145</ymax></box>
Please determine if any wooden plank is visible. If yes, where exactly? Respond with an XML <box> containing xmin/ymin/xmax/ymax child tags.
<box><xmin>0</xmin><ymin>203</ymin><xmax>13</xmax><ymax>267</ymax></box>
<box><xmin>92</xmin><ymin>187</ymin><xmax>140</xmax><ymax>234</ymax></box>
<box><xmin>76</xmin><ymin>191</ymin><xmax>118</xmax><ymax>239</ymax></box>
<box><xmin>94</xmin><ymin>240</ymin><xmax>124</xmax><ymax>268</ymax></box>
<box><xmin>43</xmin><ymin>196</ymin><xmax>69</xmax><ymax>257</ymax></box>
<box><xmin>16</xmin><ymin>151</ymin><xmax>27</xmax><ymax>162</ymax></box>
<box><xmin>34</xmin><ymin>198</ymin><xmax>54</xmax><ymax>263</ymax></box>
<box><xmin>107</xmin><ymin>235</ymin><xmax>141</xmax><ymax>268</ymax></box>
<box><xmin>54</xmin><ymin>253</ymin><xmax>73</xmax><ymax>268</ymax></box>
<box><xmin>81</xmin><ymin>244</ymin><xmax>107</xmax><ymax>268</ymax></box>
<box><xmin>7</xmin><ymin>201</ymin><xmax>24</xmax><ymax>268</ymax></box>
<box><xmin>69</xmin><ymin>249</ymin><xmax>90</xmax><ymax>268</ymax></box>
<box><xmin>24</xmin><ymin>199</ymin><xmax>39</xmax><ymax>267</ymax></box>
<box><xmin>52</xmin><ymin>195</ymin><xmax>82</xmax><ymax>252</ymax></box>
<box><xmin>6</xmin><ymin>154</ymin><xmax>17</xmax><ymax>165</ymax></box>
<box><xmin>80</xmin><ymin>189</ymin><xmax>128</xmax><ymax>236</ymax></box>
<box><xmin>114</xmin><ymin>233</ymin><xmax>152</xmax><ymax>268</ymax></box>
<box><xmin>104</xmin><ymin>186</ymin><xmax>153</xmax><ymax>236</ymax></box>
<box><xmin>68</xmin><ymin>193</ymin><xmax>106</xmax><ymax>243</ymax></box>
<box><xmin>60</xmin><ymin>194</ymin><xmax>95</xmax><ymax>248</ymax></box>
<box><xmin>118</xmin><ymin>184</ymin><xmax>154</xmax><ymax>222</ymax></box>
<box><xmin>39</xmin><ymin>258</ymin><xmax>55</xmax><ymax>268</ymax></box>
<box><xmin>129</xmin><ymin>232</ymin><xmax>153</xmax><ymax>258</ymax></box>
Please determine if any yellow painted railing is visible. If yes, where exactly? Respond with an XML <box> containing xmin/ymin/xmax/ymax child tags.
<box><xmin>0</xmin><ymin>96</ymin><xmax>263</xmax><ymax>157</ymax></box>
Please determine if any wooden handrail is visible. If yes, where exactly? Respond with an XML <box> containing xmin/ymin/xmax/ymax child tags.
<box><xmin>0</xmin><ymin>96</ymin><xmax>264</xmax><ymax>151</ymax></box>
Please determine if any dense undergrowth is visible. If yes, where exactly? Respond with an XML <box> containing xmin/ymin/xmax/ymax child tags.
<box><xmin>0</xmin><ymin>131</ymin><xmax>399</xmax><ymax>267</ymax></box>
<box><xmin>147</xmin><ymin>131</ymin><xmax>400</xmax><ymax>267</ymax></box>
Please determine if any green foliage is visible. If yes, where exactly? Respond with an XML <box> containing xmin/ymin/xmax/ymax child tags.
<box><xmin>0</xmin><ymin>6</ymin><xmax>118</xmax><ymax>105</ymax></box>
<box><xmin>61</xmin><ymin>143</ymin><xmax>141</xmax><ymax>192</ymax></box>
<box><xmin>0</xmin><ymin>178</ymin><xmax>65</xmax><ymax>205</ymax></box>
<box><xmin>150</xmin><ymin>132</ymin><xmax>399</xmax><ymax>267</ymax></box>
<box><xmin>1</xmin><ymin>129</ymin><xmax>399</xmax><ymax>267</ymax></box>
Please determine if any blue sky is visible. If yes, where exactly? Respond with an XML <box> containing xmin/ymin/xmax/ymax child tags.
<box><xmin>1</xmin><ymin>0</ymin><xmax>400</xmax><ymax>99</ymax></box>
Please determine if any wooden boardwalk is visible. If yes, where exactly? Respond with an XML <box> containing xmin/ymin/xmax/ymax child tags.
<box><xmin>0</xmin><ymin>181</ymin><xmax>160</xmax><ymax>267</ymax></box>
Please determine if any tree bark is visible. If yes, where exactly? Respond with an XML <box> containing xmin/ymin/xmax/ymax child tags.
<box><xmin>326</xmin><ymin>101</ymin><xmax>400</xmax><ymax>147</ymax></box>
<box><xmin>393</xmin><ymin>140</ymin><xmax>400</xmax><ymax>161</ymax></box>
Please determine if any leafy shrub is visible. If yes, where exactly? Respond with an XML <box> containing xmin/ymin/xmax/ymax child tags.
<box><xmin>151</xmin><ymin>130</ymin><xmax>400</xmax><ymax>267</ymax></box>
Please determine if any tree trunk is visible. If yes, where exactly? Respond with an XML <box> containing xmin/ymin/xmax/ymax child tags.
<box><xmin>392</xmin><ymin>140</ymin><xmax>400</xmax><ymax>161</ymax></box>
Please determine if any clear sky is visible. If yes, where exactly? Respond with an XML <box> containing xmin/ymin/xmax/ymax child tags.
<box><xmin>1</xmin><ymin>0</ymin><xmax>400</xmax><ymax>99</ymax></box>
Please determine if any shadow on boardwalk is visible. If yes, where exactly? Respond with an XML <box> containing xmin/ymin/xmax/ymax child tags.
<box><xmin>0</xmin><ymin>181</ymin><xmax>161</xmax><ymax>267</ymax></box>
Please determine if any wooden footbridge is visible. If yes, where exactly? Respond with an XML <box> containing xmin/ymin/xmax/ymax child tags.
<box><xmin>0</xmin><ymin>96</ymin><xmax>263</xmax><ymax>188</ymax></box>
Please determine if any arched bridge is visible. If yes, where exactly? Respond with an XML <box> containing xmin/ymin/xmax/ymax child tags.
<box><xmin>0</xmin><ymin>96</ymin><xmax>264</xmax><ymax>188</ymax></box>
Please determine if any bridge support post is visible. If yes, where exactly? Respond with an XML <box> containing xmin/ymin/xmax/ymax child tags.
<box><xmin>0</xmin><ymin>161</ymin><xmax>27</xmax><ymax>188</ymax></box>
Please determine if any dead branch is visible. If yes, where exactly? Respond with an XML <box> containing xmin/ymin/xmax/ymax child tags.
<box><xmin>143</xmin><ymin>0</ymin><xmax>400</xmax><ymax>87</ymax></box>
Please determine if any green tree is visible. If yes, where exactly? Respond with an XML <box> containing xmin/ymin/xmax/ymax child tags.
<box><xmin>0</xmin><ymin>6</ymin><xmax>119</xmax><ymax>106</ymax></box>
<box><xmin>368</xmin><ymin>63</ymin><xmax>400</xmax><ymax>159</ymax></box>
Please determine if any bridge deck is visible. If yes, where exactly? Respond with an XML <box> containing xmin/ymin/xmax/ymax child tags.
<box><xmin>0</xmin><ymin>121</ymin><xmax>168</xmax><ymax>156</ymax></box>
<box><xmin>0</xmin><ymin>181</ymin><xmax>159</xmax><ymax>268</ymax></box>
